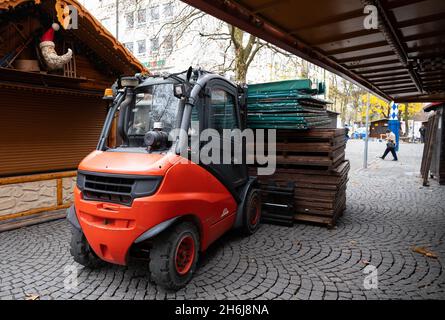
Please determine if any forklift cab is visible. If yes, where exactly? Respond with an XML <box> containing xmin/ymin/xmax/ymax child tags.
<box><xmin>101</xmin><ymin>70</ymin><xmax>249</xmax><ymax>198</ymax></box>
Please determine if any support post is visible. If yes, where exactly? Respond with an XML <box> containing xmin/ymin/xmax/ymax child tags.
<box><xmin>388</xmin><ymin>102</ymin><xmax>400</xmax><ymax>151</ymax></box>
<box><xmin>116</xmin><ymin>0</ymin><xmax>119</xmax><ymax>41</ymax></box>
<box><xmin>363</xmin><ymin>92</ymin><xmax>370</xmax><ymax>169</ymax></box>
<box><xmin>56</xmin><ymin>178</ymin><xmax>63</xmax><ymax>206</ymax></box>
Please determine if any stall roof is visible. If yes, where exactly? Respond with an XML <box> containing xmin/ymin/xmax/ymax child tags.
<box><xmin>182</xmin><ymin>0</ymin><xmax>445</xmax><ymax>103</ymax></box>
<box><xmin>0</xmin><ymin>0</ymin><xmax>146</xmax><ymax>75</ymax></box>
<box><xmin>424</xmin><ymin>102</ymin><xmax>444</xmax><ymax>112</ymax></box>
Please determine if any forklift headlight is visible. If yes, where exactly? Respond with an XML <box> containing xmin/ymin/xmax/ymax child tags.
<box><xmin>76</xmin><ymin>173</ymin><xmax>86</xmax><ymax>189</ymax></box>
<box><xmin>133</xmin><ymin>177</ymin><xmax>163</xmax><ymax>198</ymax></box>
<box><xmin>121</xmin><ymin>77</ymin><xmax>139</xmax><ymax>88</ymax></box>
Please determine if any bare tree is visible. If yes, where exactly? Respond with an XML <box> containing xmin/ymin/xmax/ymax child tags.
<box><xmin>152</xmin><ymin>5</ymin><xmax>297</xmax><ymax>83</ymax></box>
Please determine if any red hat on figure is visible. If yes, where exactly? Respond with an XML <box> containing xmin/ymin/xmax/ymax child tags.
<box><xmin>39</xmin><ymin>22</ymin><xmax>72</xmax><ymax>71</ymax></box>
<box><xmin>41</xmin><ymin>23</ymin><xmax>60</xmax><ymax>43</ymax></box>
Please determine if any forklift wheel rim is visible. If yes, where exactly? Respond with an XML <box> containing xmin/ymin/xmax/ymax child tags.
<box><xmin>175</xmin><ymin>235</ymin><xmax>195</xmax><ymax>275</ymax></box>
<box><xmin>250</xmin><ymin>196</ymin><xmax>260</xmax><ymax>226</ymax></box>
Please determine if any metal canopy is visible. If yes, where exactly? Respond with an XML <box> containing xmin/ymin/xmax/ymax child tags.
<box><xmin>182</xmin><ymin>0</ymin><xmax>445</xmax><ymax>103</ymax></box>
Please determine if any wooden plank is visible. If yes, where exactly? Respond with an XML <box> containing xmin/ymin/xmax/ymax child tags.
<box><xmin>294</xmin><ymin>188</ymin><xmax>339</xmax><ymax>198</ymax></box>
<box><xmin>294</xmin><ymin>190</ymin><xmax>346</xmax><ymax>221</ymax></box>
<box><xmin>0</xmin><ymin>203</ymin><xmax>71</xmax><ymax>222</ymax></box>
<box><xmin>249</xmin><ymin>142</ymin><xmax>335</xmax><ymax>153</ymax></box>
<box><xmin>0</xmin><ymin>210</ymin><xmax>66</xmax><ymax>233</ymax></box>
<box><xmin>0</xmin><ymin>171</ymin><xmax>77</xmax><ymax>186</ymax></box>
<box><xmin>249</xmin><ymin>141</ymin><xmax>346</xmax><ymax>155</ymax></box>
<box><xmin>254</xmin><ymin>166</ymin><xmax>349</xmax><ymax>186</ymax></box>
<box><xmin>421</xmin><ymin>114</ymin><xmax>439</xmax><ymax>186</ymax></box>
<box><xmin>294</xmin><ymin>213</ymin><xmax>334</xmax><ymax>225</ymax></box>
<box><xmin>333</xmin><ymin>135</ymin><xmax>347</xmax><ymax>147</ymax></box>
<box><xmin>57</xmin><ymin>178</ymin><xmax>63</xmax><ymax>206</ymax></box>
<box><xmin>331</xmin><ymin>147</ymin><xmax>346</xmax><ymax>161</ymax></box>
<box><xmin>276</xmin><ymin>128</ymin><xmax>345</xmax><ymax>139</ymax></box>
<box><xmin>275</xmin><ymin>155</ymin><xmax>333</xmax><ymax>166</ymax></box>
<box><xmin>250</xmin><ymin>160</ymin><xmax>350</xmax><ymax>177</ymax></box>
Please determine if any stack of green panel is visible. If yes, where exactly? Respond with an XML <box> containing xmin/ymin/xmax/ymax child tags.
<box><xmin>247</xmin><ymin>79</ymin><xmax>331</xmax><ymax>130</ymax></box>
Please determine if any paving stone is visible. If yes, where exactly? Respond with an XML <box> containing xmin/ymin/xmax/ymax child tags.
<box><xmin>0</xmin><ymin>142</ymin><xmax>444</xmax><ymax>300</ymax></box>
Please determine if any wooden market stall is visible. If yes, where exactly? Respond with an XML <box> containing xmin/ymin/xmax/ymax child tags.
<box><xmin>369</xmin><ymin>119</ymin><xmax>389</xmax><ymax>139</ymax></box>
<box><xmin>421</xmin><ymin>103</ymin><xmax>445</xmax><ymax>185</ymax></box>
<box><xmin>0</xmin><ymin>0</ymin><xmax>145</xmax><ymax>227</ymax></box>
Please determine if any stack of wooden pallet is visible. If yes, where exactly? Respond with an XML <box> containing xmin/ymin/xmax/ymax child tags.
<box><xmin>247</xmin><ymin>79</ymin><xmax>331</xmax><ymax>129</ymax></box>
<box><xmin>249</xmin><ymin>128</ymin><xmax>349</xmax><ymax>228</ymax></box>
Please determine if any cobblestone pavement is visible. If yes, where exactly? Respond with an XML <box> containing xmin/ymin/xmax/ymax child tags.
<box><xmin>0</xmin><ymin>142</ymin><xmax>444</xmax><ymax>300</ymax></box>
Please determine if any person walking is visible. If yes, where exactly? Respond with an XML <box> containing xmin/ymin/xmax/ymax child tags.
<box><xmin>344</xmin><ymin>124</ymin><xmax>350</xmax><ymax>143</ymax></box>
<box><xmin>380</xmin><ymin>129</ymin><xmax>398</xmax><ymax>161</ymax></box>
<box><xmin>419</xmin><ymin>124</ymin><xmax>426</xmax><ymax>143</ymax></box>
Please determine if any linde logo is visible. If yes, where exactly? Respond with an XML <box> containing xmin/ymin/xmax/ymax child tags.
<box><xmin>168</xmin><ymin>121</ymin><xmax>277</xmax><ymax>176</ymax></box>
<box><xmin>221</xmin><ymin>208</ymin><xmax>229</xmax><ymax>218</ymax></box>
<box><xmin>55</xmin><ymin>2</ymin><xmax>78</xmax><ymax>30</ymax></box>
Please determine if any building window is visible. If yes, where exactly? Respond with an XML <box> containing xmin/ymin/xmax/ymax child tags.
<box><xmin>150</xmin><ymin>37</ymin><xmax>159</xmax><ymax>53</ymax></box>
<box><xmin>163</xmin><ymin>35</ymin><xmax>173</xmax><ymax>51</ymax></box>
<box><xmin>124</xmin><ymin>42</ymin><xmax>134</xmax><ymax>53</ymax></box>
<box><xmin>137</xmin><ymin>8</ymin><xmax>146</xmax><ymax>25</ymax></box>
<box><xmin>125</xmin><ymin>12</ymin><xmax>134</xmax><ymax>29</ymax></box>
<box><xmin>150</xmin><ymin>6</ymin><xmax>160</xmax><ymax>21</ymax></box>
<box><xmin>100</xmin><ymin>18</ymin><xmax>112</xmax><ymax>32</ymax></box>
<box><xmin>163</xmin><ymin>3</ymin><xmax>174</xmax><ymax>18</ymax></box>
<box><xmin>137</xmin><ymin>40</ymin><xmax>146</xmax><ymax>55</ymax></box>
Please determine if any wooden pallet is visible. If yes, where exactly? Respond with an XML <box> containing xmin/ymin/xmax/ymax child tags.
<box><xmin>252</xmin><ymin>163</ymin><xmax>349</xmax><ymax>227</ymax></box>
<box><xmin>294</xmin><ymin>195</ymin><xmax>346</xmax><ymax>228</ymax></box>
<box><xmin>250</xmin><ymin>161</ymin><xmax>350</xmax><ymax>186</ymax></box>
<box><xmin>250</xmin><ymin>128</ymin><xmax>350</xmax><ymax>227</ymax></box>
<box><xmin>250</xmin><ymin>128</ymin><xmax>347</xmax><ymax>171</ymax></box>
<box><xmin>275</xmin><ymin>128</ymin><xmax>346</xmax><ymax>140</ymax></box>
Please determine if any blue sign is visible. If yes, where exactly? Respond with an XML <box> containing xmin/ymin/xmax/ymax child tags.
<box><xmin>388</xmin><ymin>102</ymin><xmax>400</xmax><ymax>151</ymax></box>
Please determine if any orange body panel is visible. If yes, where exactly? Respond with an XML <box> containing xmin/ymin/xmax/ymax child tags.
<box><xmin>78</xmin><ymin>150</ymin><xmax>179</xmax><ymax>176</ymax></box>
<box><xmin>75</xmin><ymin>151</ymin><xmax>237</xmax><ymax>265</ymax></box>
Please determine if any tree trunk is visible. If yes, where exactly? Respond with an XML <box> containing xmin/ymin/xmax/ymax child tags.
<box><xmin>235</xmin><ymin>56</ymin><xmax>247</xmax><ymax>83</ymax></box>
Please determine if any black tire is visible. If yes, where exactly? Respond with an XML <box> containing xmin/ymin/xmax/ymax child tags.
<box><xmin>241</xmin><ymin>188</ymin><xmax>262</xmax><ymax>235</ymax></box>
<box><xmin>69</xmin><ymin>226</ymin><xmax>104</xmax><ymax>268</ymax></box>
<box><xmin>149</xmin><ymin>222</ymin><xmax>199</xmax><ymax>290</ymax></box>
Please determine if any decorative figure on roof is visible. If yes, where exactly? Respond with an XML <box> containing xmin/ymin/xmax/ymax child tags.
<box><xmin>39</xmin><ymin>23</ymin><xmax>72</xmax><ymax>71</ymax></box>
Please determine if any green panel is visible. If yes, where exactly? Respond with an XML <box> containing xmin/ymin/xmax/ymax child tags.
<box><xmin>246</xmin><ymin>78</ymin><xmax>331</xmax><ymax>130</ymax></box>
<box><xmin>248</xmin><ymin>79</ymin><xmax>313</xmax><ymax>93</ymax></box>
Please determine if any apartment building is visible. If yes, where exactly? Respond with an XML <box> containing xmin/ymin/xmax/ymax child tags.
<box><xmin>81</xmin><ymin>0</ymin><xmax>330</xmax><ymax>88</ymax></box>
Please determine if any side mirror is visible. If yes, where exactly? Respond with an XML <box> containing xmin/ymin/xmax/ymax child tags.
<box><xmin>174</xmin><ymin>83</ymin><xmax>186</xmax><ymax>99</ymax></box>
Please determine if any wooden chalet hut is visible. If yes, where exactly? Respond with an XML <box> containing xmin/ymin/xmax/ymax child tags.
<box><xmin>369</xmin><ymin>119</ymin><xmax>389</xmax><ymax>139</ymax></box>
<box><xmin>0</xmin><ymin>0</ymin><xmax>145</xmax><ymax>226</ymax></box>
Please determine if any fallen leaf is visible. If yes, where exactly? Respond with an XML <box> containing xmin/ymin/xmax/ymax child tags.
<box><xmin>412</xmin><ymin>246</ymin><xmax>438</xmax><ymax>259</ymax></box>
<box><xmin>25</xmin><ymin>293</ymin><xmax>40</xmax><ymax>301</ymax></box>
<box><xmin>362</xmin><ymin>260</ymin><xmax>370</xmax><ymax>265</ymax></box>
<box><xmin>349</xmin><ymin>240</ymin><xmax>357</xmax><ymax>246</ymax></box>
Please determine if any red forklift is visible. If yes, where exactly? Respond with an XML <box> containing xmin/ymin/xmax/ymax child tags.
<box><xmin>67</xmin><ymin>68</ymin><xmax>262</xmax><ymax>290</ymax></box>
